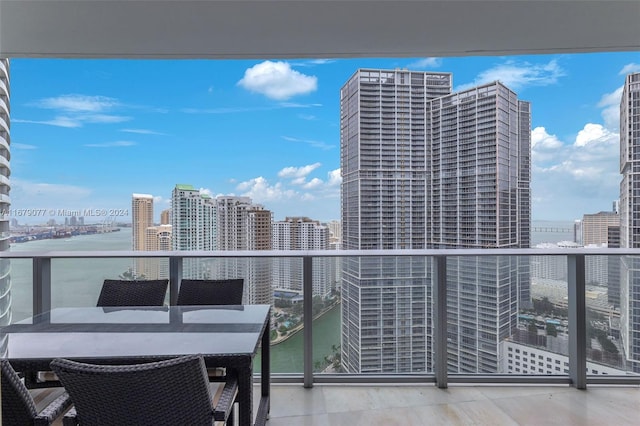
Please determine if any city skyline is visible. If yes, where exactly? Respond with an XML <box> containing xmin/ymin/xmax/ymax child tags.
<box><xmin>6</xmin><ymin>53</ymin><xmax>640</xmax><ymax>223</ymax></box>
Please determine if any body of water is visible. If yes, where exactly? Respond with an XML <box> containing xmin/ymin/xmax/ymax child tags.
<box><xmin>7</xmin><ymin>228</ymin><xmax>343</xmax><ymax>374</ymax></box>
<box><xmin>7</xmin><ymin>219</ymin><xmax>573</xmax><ymax>373</ymax></box>
<box><xmin>9</xmin><ymin>228</ymin><xmax>134</xmax><ymax>321</ymax></box>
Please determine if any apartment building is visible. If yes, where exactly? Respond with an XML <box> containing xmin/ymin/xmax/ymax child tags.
<box><xmin>0</xmin><ymin>58</ymin><xmax>10</xmax><ymax>326</ymax></box>
<box><xmin>340</xmin><ymin>69</ymin><xmax>531</xmax><ymax>373</ymax></box>
<box><xmin>619</xmin><ymin>72</ymin><xmax>640</xmax><ymax>373</ymax></box>
<box><xmin>272</xmin><ymin>217</ymin><xmax>333</xmax><ymax>297</ymax></box>
<box><xmin>171</xmin><ymin>184</ymin><xmax>217</xmax><ymax>278</ymax></box>
<box><xmin>143</xmin><ymin>224</ymin><xmax>172</xmax><ymax>279</ymax></box>
<box><xmin>216</xmin><ymin>196</ymin><xmax>272</xmax><ymax>305</ymax></box>
<box><xmin>132</xmin><ymin>194</ymin><xmax>154</xmax><ymax>277</ymax></box>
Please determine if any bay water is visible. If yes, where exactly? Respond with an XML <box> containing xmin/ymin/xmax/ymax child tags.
<box><xmin>7</xmin><ymin>227</ymin><xmax>339</xmax><ymax>373</ymax></box>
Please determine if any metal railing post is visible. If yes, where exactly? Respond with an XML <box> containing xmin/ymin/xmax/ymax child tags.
<box><xmin>32</xmin><ymin>256</ymin><xmax>51</xmax><ymax>315</ymax></box>
<box><xmin>169</xmin><ymin>256</ymin><xmax>183</xmax><ymax>306</ymax></box>
<box><xmin>434</xmin><ymin>255</ymin><xmax>448</xmax><ymax>388</ymax></box>
<box><xmin>303</xmin><ymin>256</ymin><xmax>313</xmax><ymax>388</ymax></box>
<box><xmin>567</xmin><ymin>254</ymin><xmax>587</xmax><ymax>389</ymax></box>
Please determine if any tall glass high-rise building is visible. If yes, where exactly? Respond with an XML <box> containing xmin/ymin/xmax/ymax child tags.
<box><xmin>619</xmin><ymin>72</ymin><xmax>640</xmax><ymax>373</ymax></box>
<box><xmin>171</xmin><ymin>184</ymin><xmax>217</xmax><ymax>278</ymax></box>
<box><xmin>340</xmin><ymin>69</ymin><xmax>531</xmax><ymax>373</ymax></box>
<box><xmin>0</xmin><ymin>58</ymin><xmax>10</xmax><ymax>326</ymax></box>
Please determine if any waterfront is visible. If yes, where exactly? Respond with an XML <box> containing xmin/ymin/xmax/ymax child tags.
<box><xmin>7</xmin><ymin>228</ymin><xmax>342</xmax><ymax>374</ymax></box>
<box><xmin>9</xmin><ymin>228</ymin><xmax>134</xmax><ymax>321</ymax></box>
<box><xmin>7</xmin><ymin>219</ymin><xmax>576</xmax><ymax>373</ymax></box>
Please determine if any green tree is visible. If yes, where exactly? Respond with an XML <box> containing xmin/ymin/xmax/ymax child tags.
<box><xmin>118</xmin><ymin>267</ymin><xmax>145</xmax><ymax>280</ymax></box>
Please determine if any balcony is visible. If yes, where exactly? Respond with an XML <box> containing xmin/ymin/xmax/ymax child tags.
<box><xmin>3</xmin><ymin>248</ymin><xmax>640</xmax><ymax>384</ymax></box>
<box><xmin>5</xmin><ymin>247</ymin><xmax>639</xmax><ymax>424</ymax></box>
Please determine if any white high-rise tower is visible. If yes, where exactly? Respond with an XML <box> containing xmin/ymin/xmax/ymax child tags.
<box><xmin>171</xmin><ymin>184</ymin><xmax>217</xmax><ymax>278</ymax></box>
<box><xmin>0</xmin><ymin>58</ymin><xmax>11</xmax><ymax>326</ymax></box>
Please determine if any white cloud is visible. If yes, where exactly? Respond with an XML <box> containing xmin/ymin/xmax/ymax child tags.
<box><xmin>10</xmin><ymin>143</ymin><xmax>37</xmax><ymax>150</ymax></box>
<box><xmin>81</xmin><ymin>114</ymin><xmax>131</xmax><ymax>124</ymax></box>
<box><xmin>532</xmin><ymin>127</ymin><xmax>563</xmax><ymax>150</ymax></box>
<box><xmin>228</xmin><ymin>165</ymin><xmax>342</xmax><ymax>221</ymax></box>
<box><xmin>457</xmin><ymin>59</ymin><xmax>565</xmax><ymax>92</ymax></box>
<box><xmin>121</xmin><ymin>128</ymin><xmax>165</xmax><ymax>135</ymax></box>
<box><xmin>532</xmin><ymin>122</ymin><xmax>619</xmax><ymax>220</ymax></box>
<box><xmin>12</xmin><ymin>117</ymin><xmax>83</xmax><ymax>128</ymax></box>
<box><xmin>282</xmin><ymin>136</ymin><xmax>335</xmax><ymax>150</ymax></box>
<box><xmin>407</xmin><ymin>57</ymin><xmax>442</xmax><ymax>69</ymax></box>
<box><xmin>236</xmin><ymin>177</ymin><xmax>297</xmax><ymax>202</ymax></box>
<box><xmin>575</xmin><ymin>123</ymin><xmax>617</xmax><ymax>147</ymax></box>
<box><xmin>598</xmin><ymin>86</ymin><xmax>623</xmax><ymax>130</ymax></box>
<box><xmin>327</xmin><ymin>169</ymin><xmax>341</xmax><ymax>186</ymax></box>
<box><xmin>199</xmin><ymin>188</ymin><xmax>214</xmax><ymax>198</ymax></box>
<box><xmin>238</xmin><ymin>61</ymin><xmax>318</xmax><ymax>100</ymax></box>
<box><xmin>84</xmin><ymin>141</ymin><xmax>137</xmax><ymax>148</ymax></box>
<box><xmin>35</xmin><ymin>94</ymin><xmax>119</xmax><ymax>112</ymax></box>
<box><xmin>153</xmin><ymin>196</ymin><xmax>170</xmax><ymax>207</ymax></box>
<box><xmin>19</xmin><ymin>94</ymin><xmax>131</xmax><ymax>128</ymax></box>
<box><xmin>619</xmin><ymin>63</ymin><xmax>640</xmax><ymax>75</ymax></box>
<box><xmin>531</xmin><ymin>127</ymin><xmax>564</xmax><ymax>165</ymax></box>
<box><xmin>303</xmin><ymin>178</ymin><xmax>323</xmax><ymax>189</ymax></box>
<box><xmin>278</xmin><ymin>163</ymin><xmax>322</xmax><ymax>179</ymax></box>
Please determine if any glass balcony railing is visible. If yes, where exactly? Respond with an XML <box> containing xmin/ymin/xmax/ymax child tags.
<box><xmin>2</xmin><ymin>248</ymin><xmax>640</xmax><ymax>389</ymax></box>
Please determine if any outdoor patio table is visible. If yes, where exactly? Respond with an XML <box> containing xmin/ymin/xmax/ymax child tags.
<box><xmin>0</xmin><ymin>305</ymin><xmax>271</xmax><ymax>426</ymax></box>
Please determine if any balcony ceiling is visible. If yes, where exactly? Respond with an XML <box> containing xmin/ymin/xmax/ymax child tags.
<box><xmin>0</xmin><ymin>1</ymin><xmax>639</xmax><ymax>59</ymax></box>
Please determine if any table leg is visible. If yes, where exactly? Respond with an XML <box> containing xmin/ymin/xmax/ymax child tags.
<box><xmin>255</xmin><ymin>315</ymin><xmax>270</xmax><ymax>425</ymax></box>
<box><xmin>237</xmin><ymin>360</ymin><xmax>253</xmax><ymax>426</ymax></box>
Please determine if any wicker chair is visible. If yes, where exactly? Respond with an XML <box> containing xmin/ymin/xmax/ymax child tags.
<box><xmin>177</xmin><ymin>279</ymin><xmax>244</xmax><ymax>306</ymax></box>
<box><xmin>1</xmin><ymin>359</ymin><xmax>72</xmax><ymax>426</ymax></box>
<box><xmin>96</xmin><ymin>279</ymin><xmax>169</xmax><ymax>307</ymax></box>
<box><xmin>50</xmin><ymin>355</ymin><xmax>237</xmax><ymax>426</ymax></box>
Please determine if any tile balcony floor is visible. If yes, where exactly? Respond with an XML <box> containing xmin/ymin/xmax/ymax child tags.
<box><xmin>257</xmin><ymin>383</ymin><xmax>639</xmax><ymax>425</ymax></box>
<box><xmin>35</xmin><ymin>382</ymin><xmax>639</xmax><ymax>425</ymax></box>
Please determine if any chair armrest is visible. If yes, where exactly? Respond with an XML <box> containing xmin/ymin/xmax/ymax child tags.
<box><xmin>212</xmin><ymin>372</ymin><xmax>238</xmax><ymax>422</ymax></box>
<box><xmin>62</xmin><ymin>407</ymin><xmax>78</xmax><ymax>426</ymax></box>
<box><xmin>33</xmin><ymin>391</ymin><xmax>73</xmax><ymax>426</ymax></box>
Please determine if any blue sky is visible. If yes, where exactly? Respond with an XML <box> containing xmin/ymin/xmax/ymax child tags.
<box><xmin>7</xmin><ymin>52</ymin><xmax>640</xmax><ymax>224</ymax></box>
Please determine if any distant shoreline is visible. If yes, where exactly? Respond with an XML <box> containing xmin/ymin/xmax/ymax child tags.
<box><xmin>9</xmin><ymin>227</ymin><xmax>121</xmax><ymax>244</ymax></box>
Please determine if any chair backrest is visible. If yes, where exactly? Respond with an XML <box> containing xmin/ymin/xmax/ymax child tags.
<box><xmin>1</xmin><ymin>359</ymin><xmax>39</xmax><ymax>426</ymax></box>
<box><xmin>96</xmin><ymin>279</ymin><xmax>168</xmax><ymax>307</ymax></box>
<box><xmin>50</xmin><ymin>355</ymin><xmax>214</xmax><ymax>426</ymax></box>
<box><xmin>177</xmin><ymin>278</ymin><xmax>244</xmax><ymax>305</ymax></box>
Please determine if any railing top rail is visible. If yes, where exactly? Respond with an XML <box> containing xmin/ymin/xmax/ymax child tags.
<box><xmin>3</xmin><ymin>247</ymin><xmax>640</xmax><ymax>259</ymax></box>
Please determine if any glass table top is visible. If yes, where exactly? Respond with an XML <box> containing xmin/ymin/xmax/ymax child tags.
<box><xmin>1</xmin><ymin>305</ymin><xmax>270</xmax><ymax>361</ymax></box>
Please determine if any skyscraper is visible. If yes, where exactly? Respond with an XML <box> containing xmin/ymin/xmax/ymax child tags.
<box><xmin>216</xmin><ymin>196</ymin><xmax>272</xmax><ymax>305</ymax></box>
<box><xmin>272</xmin><ymin>217</ymin><xmax>332</xmax><ymax>297</ymax></box>
<box><xmin>0</xmin><ymin>58</ymin><xmax>11</xmax><ymax>326</ymax></box>
<box><xmin>132</xmin><ymin>193</ymin><xmax>154</xmax><ymax>278</ymax></box>
<box><xmin>619</xmin><ymin>72</ymin><xmax>640</xmax><ymax>373</ymax></box>
<box><xmin>171</xmin><ymin>184</ymin><xmax>217</xmax><ymax>278</ymax></box>
<box><xmin>581</xmin><ymin>210</ymin><xmax>620</xmax><ymax>286</ymax></box>
<box><xmin>132</xmin><ymin>194</ymin><xmax>154</xmax><ymax>249</ymax></box>
<box><xmin>132</xmin><ymin>194</ymin><xmax>172</xmax><ymax>279</ymax></box>
<box><xmin>144</xmin><ymin>224</ymin><xmax>172</xmax><ymax>279</ymax></box>
<box><xmin>340</xmin><ymin>68</ymin><xmax>531</xmax><ymax>373</ymax></box>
